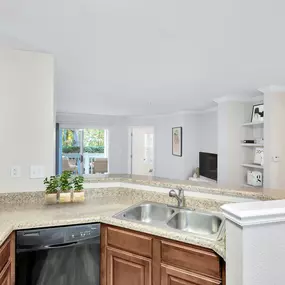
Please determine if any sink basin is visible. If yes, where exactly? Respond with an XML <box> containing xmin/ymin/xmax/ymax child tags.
<box><xmin>113</xmin><ymin>202</ymin><xmax>225</xmax><ymax>240</ymax></box>
<box><xmin>115</xmin><ymin>202</ymin><xmax>175</xmax><ymax>223</ymax></box>
<box><xmin>167</xmin><ymin>210</ymin><xmax>223</xmax><ymax>236</ymax></box>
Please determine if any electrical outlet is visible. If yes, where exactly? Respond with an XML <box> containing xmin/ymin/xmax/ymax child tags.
<box><xmin>11</xmin><ymin>166</ymin><xmax>21</xmax><ymax>178</ymax></box>
<box><xmin>272</xmin><ymin>156</ymin><xmax>280</xmax><ymax>162</ymax></box>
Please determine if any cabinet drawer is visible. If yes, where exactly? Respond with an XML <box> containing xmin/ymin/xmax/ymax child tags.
<box><xmin>161</xmin><ymin>264</ymin><xmax>221</xmax><ymax>285</ymax></box>
<box><xmin>0</xmin><ymin>262</ymin><xmax>11</xmax><ymax>285</ymax></box>
<box><xmin>107</xmin><ymin>227</ymin><xmax>152</xmax><ymax>258</ymax></box>
<box><xmin>161</xmin><ymin>240</ymin><xmax>221</xmax><ymax>279</ymax></box>
<box><xmin>0</xmin><ymin>239</ymin><xmax>11</xmax><ymax>273</ymax></box>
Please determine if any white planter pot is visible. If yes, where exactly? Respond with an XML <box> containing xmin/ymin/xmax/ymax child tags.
<box><xmin>73</xmin><ymin>191</ymin><xmax>85</xmax><ymax>203</ymax></box>
<box><xmin>45</xmin><ymin>193</ymin><xmax>57</xmax><ymax>204</ymax></box>
<box><xmin>59</xmin><ymin>192</ymin><xmax>71</xmax><ymax>203</ymax></box>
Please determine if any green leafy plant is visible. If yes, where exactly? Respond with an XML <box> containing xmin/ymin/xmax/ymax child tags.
<box><xmin>73</xmin><ymin>176</ymin><xmax>84</xmax><ymax>192</ymax></box>
<box><xmin>59</xmin><ymin>171</ymin><xmax>73</xmax><ymax>193</ymax></box>
<box><xmin>44</xmin><ymin>176</ymin><xmax>59</xmax><ymax>194</ymax></box>
<box><xmin>62</xmin><ymin>146</ymin><xmax>104</xmax><ymax>154</ymax></box>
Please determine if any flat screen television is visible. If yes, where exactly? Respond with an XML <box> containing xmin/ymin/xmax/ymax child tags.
<box><xmin>199</xmin><ymin>152</ymin><xmax>218</xmax><ymax>181</ymax></box>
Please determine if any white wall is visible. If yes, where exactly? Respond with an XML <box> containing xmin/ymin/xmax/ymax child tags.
<box><xmin>0</xmin><ymin>49</ymin><xmax>54</xmax><ymax>193</ymax></box>
<box><xmin>217</xmin><ymin>101</ymin><xmax>250</xmax><ymax>187</ymax></box>
<box><xmin>59</xmin><ymin>105</ymin><xmax>265</xmax><ymax>186</ymax></box>
<box><xmin>263</xmin><ymin>90</ymin><xmax>285</xmax><ymax>189</ymax></box>
<box><xmin>128</xmin><ymin>113</ymin><xmax>199</xmax><ymax>180</ymax></box>
<box><xmin>56</xmin><ymin>113</ymin><xmax>129</xmax><ymax>174</ymax></box>
<box><xmin>197</xmin><ymin>110</ymin><xmax>218</xmax><ymax>154</ymax></box>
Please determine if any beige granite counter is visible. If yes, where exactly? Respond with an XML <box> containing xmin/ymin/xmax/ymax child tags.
<box><xmin>85</xmin><ymin>174</ymin><xmax>280</xmax><ymax>200</ymax></box>
<box><xmin>0</xmin><ymin>196</ymin><xmax>225</xmax><ymax>260</ymax></box>
<box><xmin>4</xmin><ymin>173</ymin><xmax>275</xmax><ymax>261</ymax></box>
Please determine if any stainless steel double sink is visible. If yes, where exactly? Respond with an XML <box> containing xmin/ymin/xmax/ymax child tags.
<box><xmin>113</xmin><ymin>202</ymin><xmax>225</xmax><ymax>241</ymax></box>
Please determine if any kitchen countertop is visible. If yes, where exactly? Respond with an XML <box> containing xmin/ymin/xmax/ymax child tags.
<box><xmin>85</xmin><ymin>174</ymin><xmax>280</xmax><ymax>200</ymax></box>
<box><xmin>0</xmin><ymin>197</ymin><xmax>226</xmax><ymax>260</ymax></box>
<box><xmin>3</xmin><ymin>173</ymin><xmax>278</xmax><ymax>261</ymax></box>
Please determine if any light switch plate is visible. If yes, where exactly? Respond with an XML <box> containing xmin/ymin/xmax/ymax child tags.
<box><xmin>30</xmin><ymin>165</ymin><xmax>45</xmax><ymax>179</ymax></box>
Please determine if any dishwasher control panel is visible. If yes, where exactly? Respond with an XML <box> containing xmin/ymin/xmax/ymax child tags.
<box><xmin>66</xmin><ymin>224</ymin><xmax>100</xmax><ymax>242</ymax></box>
<box><xmin>17</xmin><ymin>223</ymin><xmax>101</xmax><ymax>250</ymax></box>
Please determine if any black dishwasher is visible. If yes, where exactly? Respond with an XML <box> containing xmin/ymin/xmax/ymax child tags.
<box><xmin>16</xmin><ymin>223</ymin><xmax>100</xmax><ymax>285</ymax></box>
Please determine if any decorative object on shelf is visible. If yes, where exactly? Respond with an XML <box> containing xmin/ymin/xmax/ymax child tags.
<box><xmin>242</xmin><ymin>140</ymin><xmax>255</xmax><ymax>144</ymax></box>
<box><xmin>172</xmin><ymin>127</ymin><xmax>182</xmax><ymax>157</ymax></box>
<box><xmin>247</xmin><ymin>170</ymin><xmax>263</xmax><ymax>187</ymax></box>
<box><xmin>192</xmin><ymin>167</ymin><xmax>200</xmax><ymax>178</ymax></box>
<box><xmin>59</xmin><ymin>170</ymin><xmax>73</xmax><ymax>203</ymax></box>
<box><xmin>254</xmin><ymin>147</ymin><xmax>264</xmax><ymax>166</ymax></box>
<box><xmin>251</xmin><ymin>103</ymin><xmax>264</xmax><ymax>123</ymax></box>
<box><xmin>44</xmin><ymin>176</ymin><xmax>59</xmax><ymax>204</ymax></box>
<box><xmin>72</xmin><ymin>175</ymin><xmax>85</xmax><ymax>202</ymax></box>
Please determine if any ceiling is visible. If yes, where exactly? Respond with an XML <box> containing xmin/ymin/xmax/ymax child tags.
<box><xmin>0</xmin><ymin>0</ymin><xmax>284</xmax><ymax>116</ymax></box>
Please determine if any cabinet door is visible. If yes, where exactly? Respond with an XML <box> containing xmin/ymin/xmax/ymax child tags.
<box><xmin>161</xmin><ymin>265</ymin><xmax>221</xmax><ymax>285</ymax></box>
<box><xmin>0</xmin><ymin>264</ymin><xmax>11</xmax><ymax>285</ymax></box>
<box><xmin>107</xmin><ymin>247</ymin><xmax>151</xmax><ymax>285</ymax></box>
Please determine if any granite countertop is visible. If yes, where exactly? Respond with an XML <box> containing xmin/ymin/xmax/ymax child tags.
<box><xmin>84</xmin><ymin>174</ymin><xmax>279</xmax><ymax>200</ymax></box>
<box><xmin>0</xmin><ymin>197</ymin><xmax>225</xmax><ymax>260</ymax></box>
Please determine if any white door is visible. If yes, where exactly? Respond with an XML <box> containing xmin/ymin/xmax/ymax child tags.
<box><xmin>131</xmin><ymin>127</ymin><xmax>154</xmax><ymax>175</ymax></box>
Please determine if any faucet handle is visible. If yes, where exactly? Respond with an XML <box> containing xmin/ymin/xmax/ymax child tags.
<box><xmin>169</xmin><ymin>189</ymin><xmax>177</xmax><ymax>197</ymax></box>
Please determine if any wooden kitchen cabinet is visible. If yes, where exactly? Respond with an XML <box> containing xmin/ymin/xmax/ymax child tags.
<box><xmin>101</xmin><ymin>225</ymin><xmax>225</xmax><ymax>285</ymax></box>
<box><xmin>106</xmin><ymin>247</ymin><xmax>151</xmax><ymax>285</ymax></box>
<box><xmin>0</xmin><ymin>264</ymin><xmax>11</xmax><ymax>285</ymax></box>
<box><xmin>161</xmin><ymin>264</ymin><xmax>221</xmax><ymax>285</ymax></box>
<box><xmin>0</xmin><ymin>233</ymin><xmax>15</xmax><ymax>285</ymax></box>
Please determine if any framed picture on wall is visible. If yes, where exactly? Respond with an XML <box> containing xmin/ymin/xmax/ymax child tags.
<box><xmin>251</xmin><ymin>103</ymin><xmax>264</xmax><ymax>123</ymax></box>
<box><xmin>172</xmin><ymin>127</ymin><xmax>182</xmax><ymax>157</ymax></box>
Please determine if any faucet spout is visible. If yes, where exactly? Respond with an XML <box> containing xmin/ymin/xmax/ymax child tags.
<box><xmin>169</xmin><ymin>188</ymin><xmax>185</xmax><ymax>207</ymax></box>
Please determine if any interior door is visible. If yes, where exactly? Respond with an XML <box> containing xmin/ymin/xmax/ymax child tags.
<box><xmin>131</xmin><ymin>127</ymin><xmax>154</xmax><ymax>176</ymax></box>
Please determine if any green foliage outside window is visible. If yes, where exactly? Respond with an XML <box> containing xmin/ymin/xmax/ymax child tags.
<box><xmin>61</xmin><ymin>129</ymin><xmax>105</xmax><ymax>153</ymax></box>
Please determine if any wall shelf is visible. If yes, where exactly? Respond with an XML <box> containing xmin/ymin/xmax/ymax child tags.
<box><xmin>241</xmin><ymin>144</ymin><xmax>264</xmax><ymax>147</ymax></box>
<box><xmin>241</xmin><ymin>163</ymin><xmax>264</xmax><ymax>169</ymax></box>
<box><xmin>241</xmin><ymin>183</ymin><xmax>263</xmax><ymax>189</ymax></box>
<box><xmin>242</xmin><ymin>122</ymin><xmax>264</xmax><ymax>127</ymax></box>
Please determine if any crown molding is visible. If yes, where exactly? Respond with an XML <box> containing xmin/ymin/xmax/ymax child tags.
<box><xmin>213</xmin><ymin>94</ymin><xmax>262</xmax><ymax>104</ymax></box>
<box><xmin>221</xmin><ymin>200</ymin><xmax>285</xmax><ymax>227</ymax></box>
<box><xmin>258</xmin><ymin>85</ymin><xmax>285</xmax><ymax>94</ymax></box>
<box><xmin>201</xmin><ymin>106</ymin><xmax>218</xmax><ymax>113</ymax></box>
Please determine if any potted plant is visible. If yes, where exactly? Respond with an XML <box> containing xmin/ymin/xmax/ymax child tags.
<box><xmin>59</xmin><ymin>171</ymin><xmax>73</xmax><ymax>203</ymax></box>
<box><xmin>44</xmin><ymin>176</ymin><xmax>59</xmax><ymax>204</ymax></box>
<box><xmin>72</xmin><ymin>176</ymin><xmax>85</xmax><ymax>202</ymax></box>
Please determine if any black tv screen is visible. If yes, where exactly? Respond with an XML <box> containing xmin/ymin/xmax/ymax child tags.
<box><xmin>199</xmin><ymin>152</ymin><xmax>218</xmax><ymax>181</ymax></box>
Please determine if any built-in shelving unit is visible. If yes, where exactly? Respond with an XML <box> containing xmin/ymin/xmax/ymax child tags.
<box><xmin>241</xmin><ymin>112</ymin><xmax>264</xmax><ymax>188</ymax></box>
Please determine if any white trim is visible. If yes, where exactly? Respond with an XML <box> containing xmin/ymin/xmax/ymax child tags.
<box><xmin>221</xmin><ymin>200</ymin><xmax>285</xmax><ymax>227</ymax></box>
<box><xmin>258</xmin><ymin>85</ymin><xmax>285</xmax><ymax>94</ymax></box>
<box><xmin>201</xmin><ymin>106</ymin><xmax>218</xmax><ymax>113</ymax></box>
<box><xmin>213</xmin><ymin>94</ymin><xmax>263</xmax><ymax>104</ymax></box>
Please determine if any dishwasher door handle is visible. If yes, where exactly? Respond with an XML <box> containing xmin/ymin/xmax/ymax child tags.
<box><xmin>45</xmin><ymin>236</ymin><xmax>100</xmax><ymax>249</ymax></box>
<box><xmin>45</xmin><ymin>241</ymin><xmax>79</xmax><ymax>249</ymax></box>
